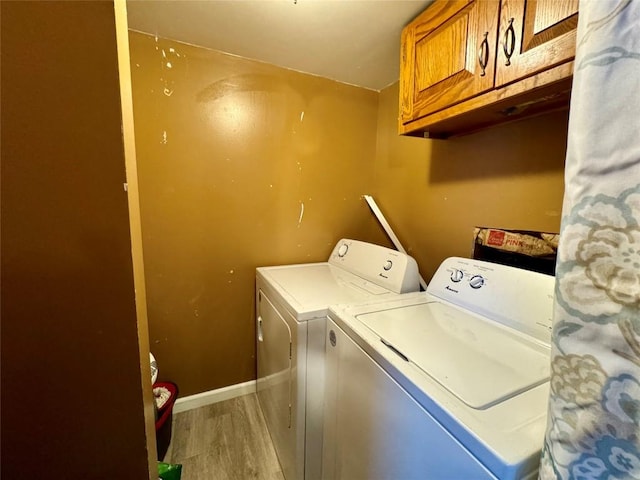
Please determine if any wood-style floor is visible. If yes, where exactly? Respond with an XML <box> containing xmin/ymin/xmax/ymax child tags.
<box><xmin>164</xmin><ymin>393</ymin><xmax>285</xmax><ymax>480</ymax></box>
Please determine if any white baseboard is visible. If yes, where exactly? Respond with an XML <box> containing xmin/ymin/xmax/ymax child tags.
<box><xmin>172</xmin><ymin>379</ymin><xmax>257</xmax><ymax>414</ymax></box>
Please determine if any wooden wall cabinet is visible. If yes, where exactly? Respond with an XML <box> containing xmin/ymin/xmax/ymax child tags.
<box><xmin>399</xmin><ymin>0</ymin><xmax>579</xmax><ymax>138</ymax></box>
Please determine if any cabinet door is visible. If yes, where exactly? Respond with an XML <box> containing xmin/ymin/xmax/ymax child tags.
<box><xmin>495</xmin><ymin>0</ymin><xmax>578</xmax><ymax>87</ymax></box>
<box><xmin>400</xmin><ymin>0</ymin><xmax>500</xmax><ymax>124</ymax></box>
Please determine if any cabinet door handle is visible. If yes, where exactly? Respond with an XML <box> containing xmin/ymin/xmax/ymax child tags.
<box><xmin>503</xmin><ymin>18</ymin><xmax>515</xmax><ymax>66</ymax></box>
<box><xmin>478</xmin><ymin>32</ymin><xmax>489</xmax><ymax>77</ymax></box>
<box><xmin>257</xmin><ymin>315</ymin><xmax>263</xmax><ymax>342</ymax></box>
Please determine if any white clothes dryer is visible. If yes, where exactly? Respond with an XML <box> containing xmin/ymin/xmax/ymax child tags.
<box><xmin>256</xmin><ymin>239</ymin><xmax>420</xmax><ymax>480</ymax></box>
<box><xmin>323</xmin><ymin>257</ymin><xmax>555</xmax><ymax>480</ymax></box>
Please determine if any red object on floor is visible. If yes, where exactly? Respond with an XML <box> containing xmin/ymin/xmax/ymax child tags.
<box><xmin>154</xmin><ymin>381</ymin><xmax>178</xmax><ymax>460</ymax></box>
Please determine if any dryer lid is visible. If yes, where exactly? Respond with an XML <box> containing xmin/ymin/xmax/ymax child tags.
<box><xmin>260</xmin><ymin>264</ymin><xmax>391</xmax><ymax>320</ymax></box>
<box><xmin>356</xmin><ymin>301</ymin><xmax>550</xmax><ymax>409</ymax></box>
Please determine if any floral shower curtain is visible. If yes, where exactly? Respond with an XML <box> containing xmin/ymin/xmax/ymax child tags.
<box><xmin>540</xmin><ymin>1</ymin><xmax>640</xmax><ymax>479</ymax></box>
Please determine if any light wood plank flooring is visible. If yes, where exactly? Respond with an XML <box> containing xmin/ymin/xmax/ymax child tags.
<box><xmin>164</xmin><ymin>393</ymin><xmax>284</xmax><ymax>480</ymax></box>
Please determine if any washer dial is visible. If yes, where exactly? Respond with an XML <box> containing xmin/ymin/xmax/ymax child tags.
<box><xmin>469</xmin><ymin>275</ymin><xmax>485</xmax><ymax>289</ymax></box>
<box><xmin>450</xmin><ymin>269</ymin><xmax>464</xmax><ymax>283</ymax></box>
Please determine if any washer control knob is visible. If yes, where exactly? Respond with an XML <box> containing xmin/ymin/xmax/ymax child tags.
<box><xmin>450</xmin><ymin>269</ymin><xmax>464</xmax><ymax>283</ymax></box>
<box><xmin>337</xmin><ymin>244</ymin><xmax>349</xmax><ymax>257</ymax></box>
<box><xmin>383</xmin><ymin>260</ymin><xmax>393</xmax><ymax>271</ymax></box>
<box><xmin>469</xmin><ymin>275</ymin><xmax>485</xmax><ymax>289</ymax></box>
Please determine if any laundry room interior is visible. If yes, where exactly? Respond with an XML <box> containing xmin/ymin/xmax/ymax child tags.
<box><xmin>127</xmin><ymin>7</ymin><xmax>566</xmax><ymax>400</ymax></box>
<box><xmin>7</xmin><ymin>1</ymin><xmax>638</xmax><ymax>480</ymax></box>
<box><xmin>129</xmin><ymin>0</ymin><xmax>568</xmax><ymax>474</ymax></box>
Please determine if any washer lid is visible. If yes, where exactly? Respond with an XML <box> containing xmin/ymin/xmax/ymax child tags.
<box><xmin>356</xmin><ymin>301</ymin><xmax>550</xmax><ymax>409</ymax></box>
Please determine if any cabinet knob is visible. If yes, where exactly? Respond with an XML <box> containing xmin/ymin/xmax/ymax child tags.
<box><xmin>503</xmin><ymin>18</ymin><xmax>516</xmax><ymax>66</ymax></box>
<box><xmin>478</xmin><ymin>32</ymin><xmax>489</xmax><ymax>77</ymax></box>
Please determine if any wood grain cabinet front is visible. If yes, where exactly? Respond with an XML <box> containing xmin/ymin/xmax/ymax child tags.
<box><xmin>399</xmin><ymin>0</ymin><xmax>499</xmax><ymax>123</ymax></box>
<box><xmin>399</xmin><ymin>0</ymin><xmax>579</xmax><ymax>138</ymax></box>
<box><xmin>496</xmin><ymin>0</ymin><xmax>579</xmax><ymax>87</ymax></box>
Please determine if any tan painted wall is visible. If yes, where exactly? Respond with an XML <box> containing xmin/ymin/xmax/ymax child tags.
<box><xmin>373</xmin><ymin>83</ymin><xmax>568</xmax><ymax>279</ymax></box>
<box><xmin>129</xmin><ymin>32</ymin><xmax>387</xmax><ymax>396</ymax></box>
<box><xmin>1</xmin><ymin>2</ymin><xmax>151</xmax><ymax>478</ymax></box>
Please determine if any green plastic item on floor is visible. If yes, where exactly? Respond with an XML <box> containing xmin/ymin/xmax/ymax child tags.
<box><xmin>158</xmin><ymin>462</ymin><xmax>182</xmax><ymax>480</ymax></box>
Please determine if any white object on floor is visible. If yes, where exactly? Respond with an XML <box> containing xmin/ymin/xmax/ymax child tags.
<box><xmin>150</xmin><ymin>352</ymin><xmax>158</xmax><ymax>384</ymax></box>
<box><xmin>153</xmin><ymin>386</ymin><xmax>171</xmax><ymax>410</ymax></box>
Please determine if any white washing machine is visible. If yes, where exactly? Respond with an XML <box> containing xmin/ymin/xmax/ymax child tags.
<box><xmin>323</xmin><ymin>257</ymin><xmax>555</xmax><ymax>480</ymax></box>
<box><xmin>256</xmin><ymin>239</ymin><xmax>420</xmax><ymax>480</ymax></box>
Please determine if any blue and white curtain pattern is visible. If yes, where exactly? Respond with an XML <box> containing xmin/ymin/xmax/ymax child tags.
<box><xmin>540</xmin><ymin>1</ymin><xmax>640</xmax><ymax>479</ymax></box>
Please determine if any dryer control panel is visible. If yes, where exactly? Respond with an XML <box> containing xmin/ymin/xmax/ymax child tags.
<box><xmin>328</xmin><ymin>239</ymin><xmax>420</xmax><ymax>294</ymax></box>
<box><xmin>427</xmin><ymin>257</ymin><xmax>555</xmax><ymax>345</ymax></box>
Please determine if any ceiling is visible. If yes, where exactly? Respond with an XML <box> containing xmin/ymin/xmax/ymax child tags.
<box><xmin>125</xmin><ymin>0</ymin><xmax>433</xmax><ymax>91</ymax></box>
